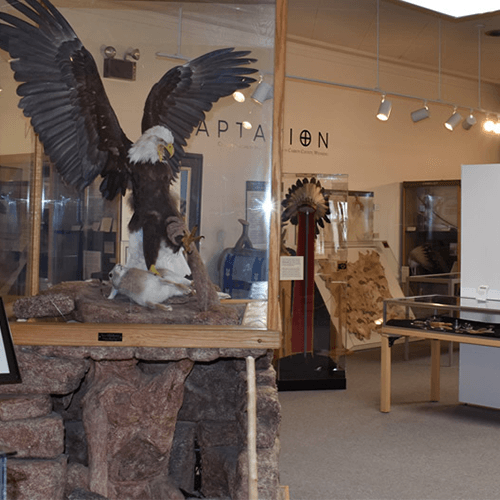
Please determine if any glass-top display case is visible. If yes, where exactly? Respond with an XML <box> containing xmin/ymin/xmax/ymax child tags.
<box><xmin>0</xmin><ymin>0</ymin><xmax>285</xmax><ymax>346</ymax></box>
<box><xmin>401</xmin><ymin>180</ymin><xmax>460</xmax><ymax>286</ymax></box>
<box><xmin>277</xmin><ymin>173</ymin><xmax>348</xmax><ymax>390</ymax></box>
<box><xmin>383</xmin><ymin>295</ymin><xmax>500</xmax><ymax>337</ymax></box>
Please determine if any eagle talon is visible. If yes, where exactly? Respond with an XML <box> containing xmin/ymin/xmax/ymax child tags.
<box><xmin>182</xmin><ymin>226</ymin><xmax>204</xmax><ymax>254</ymax></box>
<box><xmin>149</xmin><ymin>264</ymin><xmax>161</xmax><ymax>276</ymax></box>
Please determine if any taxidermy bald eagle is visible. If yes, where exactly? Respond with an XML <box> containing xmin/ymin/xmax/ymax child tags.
<box><xmin>0</xmin><ymin>0</ymin><xmax>258</xmax><ymax>286</ymax></box>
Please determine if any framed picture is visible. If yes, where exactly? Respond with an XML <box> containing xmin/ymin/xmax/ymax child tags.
<box><xmin>0</xmin><ymin>297</ymin><xmax>21</xmax><ymax>384</ymax></box>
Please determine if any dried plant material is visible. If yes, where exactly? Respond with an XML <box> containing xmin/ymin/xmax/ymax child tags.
<box><xmin>319</xmin><ymin>250</ymin><xmax>396</xmax><ymax>340</ymax></box>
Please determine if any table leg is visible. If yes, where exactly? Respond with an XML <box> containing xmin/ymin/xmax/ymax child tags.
<box><xmin>380</xmin><ymin>335</ymin><xmax>391</xmax><ymax>413</ymax></box>
<box><xmin>430</xmin><ymin>339</ymin><xmax>441</xmax><ymax>402</ymax></box>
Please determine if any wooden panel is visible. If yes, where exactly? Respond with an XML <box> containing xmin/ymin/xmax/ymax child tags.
<box><xmin>268</xmin><ymin>0</ymin><xmax>287</xmax><ymax>334</ymax></box>
<box><xmin>382</xmin><ymin>326</ymin><xmax>500</xmax><ymax>348</ymax></box>
<box><xmin>10</xmin><ymin>321</ymin><xmax>280</xmax><ymax>349</ymax></box>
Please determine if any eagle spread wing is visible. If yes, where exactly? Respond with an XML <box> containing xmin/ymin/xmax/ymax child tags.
<box><xmin>0</xmin><ymin>0</ymin><xmax>258</xmax><ymax>271</ymax></box>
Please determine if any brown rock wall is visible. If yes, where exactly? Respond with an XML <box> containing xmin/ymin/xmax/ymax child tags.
<box><xmin>0</xmin><ymin>414</ymin><xmax>64</xmax><ymax>458</ymax></box>
<box><xmin>7</xmin><ymin>455</ymin><xmax>67</xmax><ymax>500</ymax></box>
<box><xmin>0</xmin><ymin>395</ymin><xmax>52</xmax><ymax>421</ymax></box>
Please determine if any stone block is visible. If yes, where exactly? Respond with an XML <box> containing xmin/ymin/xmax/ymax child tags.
<box><xmin>200</xmin><ymin>446</ymin><xmax>238</xmax><ymax>499</ymax></box>
<box><xmin>65</xmin><ymin>463</ymin><xmax>90</xmax><ymax>498</ymax></box>
<box><xmin>198</xmin><ymin>421</ymin><xmax>238</xmax><ymax>448</ymax></box>
<box><xmin>178</xmin><ymin>360</ymin><xmax>239</xmax><ymax>422</ymax></box>
<box><xmin>13</xmin><ymin>294</ymin><xmax>74</xmax><ymax>319</ymax></box>
<box><xmin>169</xmin><ymin>421</ymin><xmax>196</xmax><ymax>492</ymax></box>
<box><xmin>237</xmin><ymin>385</ymin><xmax>281</xmax><ymax>449</ymax></box>
<box><xmin>0</xmin><ymin>413</ymin><xmax>64</xmax><ymax>458</ymax></box>
<box><xmin>233</xmin><ymin>438</ymin><xmax>280</xmax><ymax>500</ymax></box>
<box><xmin>7</xmin><ymin>455</ymin><xmax>67</xmax><ymax>500</ymax></box>
<box><xmin>0</xmin><ymin>348</ymin><xmax>89</xmax><ymax>395</ymax></box>
<box><xmin>68</xmin><ymin>488</ymin><xmax>109</xmax><ymax>500</ymax></box>
<box><xmin>0</xmin><ymin>395</ymin><xmax>52</xmax><ymax>421</ymax></box>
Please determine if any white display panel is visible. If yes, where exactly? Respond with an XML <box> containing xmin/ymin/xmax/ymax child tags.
<box><xmin>460</xmin><ymin>163</ymin><xmax>500</xmax><ymax>407</ymax></box>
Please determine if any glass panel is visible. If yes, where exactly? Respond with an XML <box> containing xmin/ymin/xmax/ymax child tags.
<box><xmin>0</xmin><ymin>0</ymin><xmax>276</xmax><ymax>328</ymax></box>
<box><xmin>0</xmin><ymin>155</ymin><xmax>32</xmax><ymax>300</ymax></box>
<box><xmin>39</xmin><ymin>158</ymin><xmax>119</xmax><ymax>289</ymax></box>
<box><xmin>402</xmin><ymin>181</ymin><xmax>460</xmax><ymax>284</ymax></box>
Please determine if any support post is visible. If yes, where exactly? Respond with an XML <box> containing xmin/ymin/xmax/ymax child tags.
<box><xmin>430</xmin><ymin>339</ymin><xmax>441</xmax><ymax>402</ymax></box>
<box><xmin>380</xmin><ymin>335</ymin><xmax>391</xmax><ymax>412</ymax></box>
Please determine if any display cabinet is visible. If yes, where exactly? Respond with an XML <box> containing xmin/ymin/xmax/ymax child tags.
<box><xmin>277</xmin><ymin>173</ymin><xmax>348</xmax><ymax>390</ymax></box>
<box><xmin>380</xmin><ymin>294</ymin><xmax>500</xmax><ymax>412</ymax></box>
<box><xmin>404</xmin><ymin>272</ymin><xmax>460</xmax><ymax>298</ymax></box>
<box><xmin>401</xmin><ymin>180</ymin><xmax>460</xmax><ymax>290</ymax></box>
<box><xmin>382</xmin><ymin>294</ymin><xmax>500</xmax><ymax>330</ymax></box>
<box><xmin>0</xmin><ymin>0</ymin><xmax>287</xmax><ymax>349</ymax></box>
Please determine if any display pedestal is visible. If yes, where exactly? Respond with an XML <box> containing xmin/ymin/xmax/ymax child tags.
<box><xmin>277</xmin><ymin>353</ymin><xmax>346</xmax><ymax>391</ymax></box>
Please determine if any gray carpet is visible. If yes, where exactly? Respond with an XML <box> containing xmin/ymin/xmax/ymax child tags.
<box><xmin>278</xmin><ymin>341</ymin><xmax>500</xmax><ymax>500</ymax></box>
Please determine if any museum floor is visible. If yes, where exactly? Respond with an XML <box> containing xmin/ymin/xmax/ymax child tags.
<box><xmin>278</xmin><ymin>341</ymin><xmax>500</xmax><ymax>500</ymax></box>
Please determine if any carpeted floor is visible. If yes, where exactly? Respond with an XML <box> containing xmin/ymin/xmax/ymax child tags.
<box><xmin>278</xmin><ymin>341</ymin><xmax>500</xmax><ymax>500</ymax></box>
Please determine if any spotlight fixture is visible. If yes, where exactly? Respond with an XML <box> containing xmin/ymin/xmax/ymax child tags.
<box><xmin>376</xmin><ymin>95</ymin><xmax>392</xmax><ymax>121</ymax></box>
<box><xmin>251</xmin><ymin>81</ymin><xmax>273</xmax><ymax>104</ymax></box>
<box><xmin>103</xmin><ymin>45</ymin><xmax>138</xmax><ymax>81</ymax></box>
<box><xmin>444</xmin><ymin>108</ymin><xmax>462</xmax><ymax>131</ymax></box>
<box><xmin>462</xmin><ymin>111</ymin><xmax>477</xmax><ymax>131</ymax></box>
<box><xmin>411</xmin><ymin>102</ymin><xmax>430</xmax><ymax>122</ymax></box>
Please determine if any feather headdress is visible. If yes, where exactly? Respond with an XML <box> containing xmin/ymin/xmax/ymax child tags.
<box><xmin>281</xmin><ymin>177</ymin><xmax>331</xmax><ymax>235</ymax></box>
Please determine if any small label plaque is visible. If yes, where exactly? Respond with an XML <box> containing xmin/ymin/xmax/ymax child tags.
<box><xmin>98</xmin><ymin>333</ymin><xmax>123</xmax><ymax>342</ymax></box>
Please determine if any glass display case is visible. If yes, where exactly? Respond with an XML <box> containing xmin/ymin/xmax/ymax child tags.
<box><xmin>383</xmin><ymin>295</ymin><xmax>500</xmax><ymax>338</ymax></box>
<box><xmin>0</xmin><ymin>0</ymin><xmax>286</xmax><ymax>347</ymax></box>
<box><xmin>277</xmin><ymin>173</ymin><xmax>348</xmax><ymax>390</ymax></box>
<box><xmin>401</xmin><ymin>180</ymin><xmax>460</xmax><ymax>288</ymax></box>
<box><xmin>347</xmin><ymin>190</ymin><xmax>374</xmax><ymax>243</ymax></box>
<box><xmin>404</xmin><ymin>272</ymin><xmax>460</xmax><ymax>297</ymax></box>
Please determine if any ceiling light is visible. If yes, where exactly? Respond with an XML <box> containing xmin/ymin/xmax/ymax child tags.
<box><xmin>462</xmin><ymin>112</ymin><xmax>477</xmax><ymax>131</ymax></box>
<box><xmin>233</xmin><ymin>91</ymin><xmax>245</xmax><ymax>103</ymax></box>
<box><xmin>411</xmin><ymin>103</ymin><xmax>430</xmax><ymax>122</ymax></box>
<box><xmin>399</xmin><ymin>1</ymin><xmax>500</xmax><ymax>18</ymax></box>
<box><xmin>483</xmin><ymin>117</ymin><xmax>495</xmax><ymax>132</ymax></box>
<box><xmin>444</xmin><ymin>109</ymin><xmax>462</xmax><ymax>131</ymax></box>
<box><xmin>376</xmin><ymin>96</ymin><xmax>392</xmax><ymax>121</ymax></box>
<box><xmin>494</xmin><ymin>117</ymin><xmax>500</xmax><ymax>134</ymax></box>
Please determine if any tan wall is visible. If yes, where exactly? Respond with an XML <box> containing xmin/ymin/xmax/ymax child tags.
<box><xmin>284</xmin><ymin>40</ymin><xmax>500</xmax><ymax>262</ymax></box>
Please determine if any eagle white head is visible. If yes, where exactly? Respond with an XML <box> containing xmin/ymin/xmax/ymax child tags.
<box><xmin>128</xmin><ymin>125</ymin><xmax>175</xmax><ymax>164</ymax></box>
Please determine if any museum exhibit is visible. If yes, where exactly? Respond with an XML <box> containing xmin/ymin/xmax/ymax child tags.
<box><xmin>2</xmin><ymin>0</ymin><xmax>500</xmax><ymax>499</ymax></box>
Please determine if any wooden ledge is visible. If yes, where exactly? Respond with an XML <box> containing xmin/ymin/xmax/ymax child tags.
<box><xmin>10</xmin><ymin>322</ymin><xmax>280</xmax><ymax>349</ymax></box>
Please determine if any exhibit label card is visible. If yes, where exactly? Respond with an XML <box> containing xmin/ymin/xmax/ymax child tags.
<box><xmin>280</xmin><ymin>256</ymin><xmax>304</xmax><ymax>280</ymax></box>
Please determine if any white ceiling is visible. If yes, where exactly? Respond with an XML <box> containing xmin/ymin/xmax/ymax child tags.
<box><xmin>287</xmin><ymin>0</ymin><xmax>500</xmax><ymax>85</ymax></box>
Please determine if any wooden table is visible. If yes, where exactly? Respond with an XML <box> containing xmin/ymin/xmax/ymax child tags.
<box><xmin>380</xmin><ymin>325</ymin><xmax>500</xmax><ymax>413</ymax></box>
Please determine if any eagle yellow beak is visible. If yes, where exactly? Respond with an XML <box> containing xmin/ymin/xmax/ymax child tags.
<box><xmin>158</xmin><ymin>143</ymin><xmax>175</xmax><ymax>162</ymax></box>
